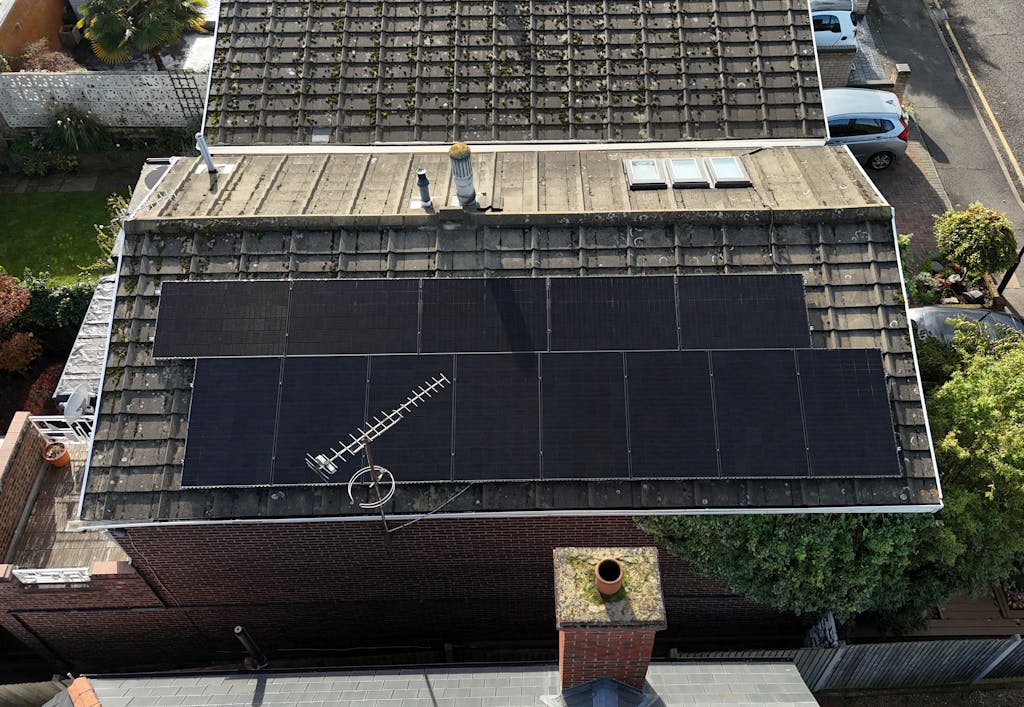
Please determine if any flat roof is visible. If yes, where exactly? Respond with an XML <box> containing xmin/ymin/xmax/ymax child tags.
<box><xmin>205</xmin><ymin>0</ymin><xmax>825</xmax><ymax>145</ymax></box>
<box><xmin>77</xmin><ymin>145</ymin><xmax>939</xmax><ymax>527</ymax></box>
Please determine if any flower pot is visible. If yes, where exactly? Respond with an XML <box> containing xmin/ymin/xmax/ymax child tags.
<box><xmin>594</xmin><ymin>557</ymin><xmax>623</xmax><ymax>596</ymax></box>
<box><xmin>58</xmin><ymin>24</ymin><xmax>82</xmax><ymax>48</ymax></box>
<box><xmin>43</xmin><ymin>442</ymin><xmax>70</xmax><ymax>468</ymax></box>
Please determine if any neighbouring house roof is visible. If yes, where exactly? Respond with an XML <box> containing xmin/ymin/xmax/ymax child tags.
<box><xmin>55</xmin><ymin>275</ymin><xmax>116</xmax><ymax>404</ymax></box>
<box><xmin>75</xmin><ymin>145</ymin><xmax>939</xmax><ymax>527</ymax></box>
<box><xmin>79</xmin><ymin>663</ymin><xmax>818</xmax><ymax>706</ymax></box>
<box><xmin>205</xmin><ymin>0</ymin><xmax>825</xmax><ymax>145</ymax></box>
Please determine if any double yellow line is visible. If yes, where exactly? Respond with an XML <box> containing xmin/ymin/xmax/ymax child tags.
<box><xmin>940</xmin><ymin>16</ymin><xmax>1024</xmax><ymax>194</ymax></box>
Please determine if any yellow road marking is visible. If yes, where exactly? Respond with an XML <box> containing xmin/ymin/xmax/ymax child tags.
<box><xmin>943</xmin><ymin>19</ymin><xmax>1024</xmax><ymax>190</ymax></box>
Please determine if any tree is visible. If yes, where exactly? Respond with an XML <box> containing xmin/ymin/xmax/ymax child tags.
<box><xmin>0</xmin><ymin>274</ymin><xmax>42</xmax><ymax>373</ymax></box>
<box><xmin>934</xmin><ymin>202</ymin><xmax>1019</xmax><ymax>278</ymax></box>
<box><xmin>639</xmin><ymin>323</ymin><xmax>1024</xmax><ymax>631</ymax></box>
<box><xmin>76</xmin><ymin>0</ymin><xmax>207</xmax><ymax>70</ymax></box>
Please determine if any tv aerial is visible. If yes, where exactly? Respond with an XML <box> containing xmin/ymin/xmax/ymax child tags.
<box><xmin>306</xmin><ymin>373</ymin><xmax>450</xmax><ymax>517</ymax></box>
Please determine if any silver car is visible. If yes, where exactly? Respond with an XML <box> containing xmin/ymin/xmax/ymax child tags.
<box><xmin>909</xmin><ymin>306</ymin><xmax>1024</xmax><ymax>342</ymax></box>
<box><xmin>822</xmin><ymin>88</ymin><xmax>910</xmax><ymax>170</ymax></box>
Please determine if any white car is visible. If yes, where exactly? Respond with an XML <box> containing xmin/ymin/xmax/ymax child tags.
<box><xmin>823</xmin><ymin>88</ymin><xmax>909</xmax><ymax>170</ymax></box>
<box><xmin>813</xmin><ymin>10</ymin><xmax>858</xmax><ymax>48</ymax></box>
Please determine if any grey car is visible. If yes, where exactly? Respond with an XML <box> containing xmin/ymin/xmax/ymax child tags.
<box><xmin>908</xmin><ymin>306</ymin><xmax>1024</xmax><ymax>342</ymax></box>
<box><xmin>822</xmin><ymin>88</ymin><xmax>910</xmax><ymax>170</ymax></box>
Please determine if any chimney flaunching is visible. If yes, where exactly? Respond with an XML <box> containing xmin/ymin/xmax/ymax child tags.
<box><xmin>553</xmin><ymin>547</ymin><xmax>666</xmax><ymax>691</ymax></box>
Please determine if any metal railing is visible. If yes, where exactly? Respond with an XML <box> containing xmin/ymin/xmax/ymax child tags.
<box><xmin>28</xmin><ymin>416</ymin><xmax>92</xmax><ymax>443</ymax></box>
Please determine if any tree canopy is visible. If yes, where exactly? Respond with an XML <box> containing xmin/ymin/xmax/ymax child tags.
<box><xmin>77</xmin><ymin>0</ymin><xmax>207</xmax><ymax>70</ymax></box>
<box><xmin>934</xmin><ymin>202</ymin><xmax>1019</xmax><ymax>278</ymax></box>
<box><xmin>640</xmin><ymin>322</ymin><xmax>1024</xmax><ymax>630</ymax></box>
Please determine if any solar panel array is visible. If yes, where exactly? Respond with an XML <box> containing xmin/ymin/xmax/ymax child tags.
<box><xmin>154</xmin><ymin>275</ymin><xmax>811</xmax><ymax>358</ymax></box>
<box><xmin>163</xmin><ymin>275</ymin><xmax>900</xmax><ymax>488</ymax></box>
<box><xmin>182</xmin><ymin>348</ymin><xmax>899</xmax><ymax>487</ymax></box>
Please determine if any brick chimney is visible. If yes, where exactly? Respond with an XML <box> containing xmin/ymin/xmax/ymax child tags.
<box><xmin>553</xmin><ymin>546</ymin><xmax>666</xmax><ymax>690</ymax></box>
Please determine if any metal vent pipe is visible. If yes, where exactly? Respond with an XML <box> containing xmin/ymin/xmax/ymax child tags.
<box><xmin>448</xmin><ymin>143</ymin><xmax>478</xmax><ymax>207</ymax></box>
<box><xmin>234</xmin><ymin>625</ymin><xmax>268</xmax><ymax>670</ymax></box>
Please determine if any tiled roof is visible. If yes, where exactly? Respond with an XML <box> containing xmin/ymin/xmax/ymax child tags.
<box><xmin>206</xmin><ymin>0</ymin><xmax>825</xmax><ymax>145</ymax></box>
<box><xmin>54</xmin><ymin>275</ymin><xmax>116</xmax><ymax>402</ymax></box>
<box><xmin>86</xmin><ymin>663</ymin><xmax>819</xmax><ymax>706</ymax></box>
<box><xmin>77</xmin><ymin>145</ymin><xmax>938</xmax><ymax>526</ymax></box>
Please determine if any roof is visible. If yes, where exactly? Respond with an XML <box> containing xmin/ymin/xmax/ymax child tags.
<box><xmin>82</xmin><ymin>663</ymin><xmax>819</xmax><ymax>706</ymax></box>
<box><xmin>77</xmin><ymin>144</ymin><xmax>939</xmax><ymax>527</ymax></box>
<box><xmin>205</xmin><ymin>0</ymin><xmax>825</xmax><ymax>146</ymax></box>
<box><xmin>55</xmin><ymin>275</ymin><xmax>116</xmax><ymax>403</ymax></box>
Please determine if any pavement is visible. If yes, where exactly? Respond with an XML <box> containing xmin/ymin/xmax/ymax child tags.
<box><xmin>863</xmin><ymin>0</ymin><xmax>1024</xmax><ymax>315</ymax></box>
<box><xmin>0</xmin><ymin>151</ymin><xmax>149</xmax><ymax>195</ymax></box>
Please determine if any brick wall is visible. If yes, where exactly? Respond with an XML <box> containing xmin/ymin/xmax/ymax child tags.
<box><xmin>0</xmin><ymin>413</ymin><xmax>45</xmax><ymax>558</ymax></box>
<box><xmin>559</xmin><ymin>627</ymin><xmax>659</xmax><ymax>689</ymax></box>
<box><xmin>0</xmin><ymin>561</ymin><xmax>162</xmax><ymax>668</ymax></box>
<box><xmin>817</xmin><ymin>47</ymin><xmax>856</xmax><ymax>89</ymax></box>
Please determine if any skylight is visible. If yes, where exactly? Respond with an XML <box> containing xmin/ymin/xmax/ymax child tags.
<box><xmin>624</xmin><ymin>159</ymin><xmax>667</xmax><ymax>190</ymax></box>
<box><xmin>706</xmin><ymin>156</ymin><xmax>752</xmax><ymax>187</ymax></box>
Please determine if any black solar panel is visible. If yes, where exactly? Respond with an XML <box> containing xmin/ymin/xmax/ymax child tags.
<box><xmin>453</xmin><ymin>354</ymin><xmax>540</xmax><ymax>480</ymax></box>
<box><xmin>540</xmin><ymin>353</ymin><xmax>629</xmax><ymax>479</ymax></box>
<box><xmin>678</xmin><ymin>274</ymin><xmax>811</xmax><ymax>349</ymax></box>
<box><xmin>365</xmin><ymin>355</ymin><xmax>455</xmax><ymax>482</ymax></box>
<box><xmin>181</xmin><ymin>348</ymin><xmax>900</xmax><ymax>487</ymax></box>
<box><xmin>273</xmin><ymin>356</ymin><xmax>369</xmax><ymax>484</ymax></box>
<box><xmin>154</xmin><ymin>281</ymin><xmax>290</xmax><ymax>358</ymax></box>
<box><xmin>182</xmin><ymin>358</ymin><xmax>279</xmax><ymax>486</ymax></box>
<box><xmin>421</xmin><ymin>279</ymin><xmax>548</xmax><ymax>353</ymax></box>
<box><xmin>549</xmin><ymin>277</ymin><xmax>677</xmax><ymax>351</ymax></box>
<box><xmin>155</xmin><ymin>274</ymin><xmax>810</xmax><ymax>359</ymax></box>
<box><xmin>711</xmin><ymin>349</ymin><xmax>809</xmax><ymax>478</ymax></box>
<box><xmin>288</xmin><ymin>280</ymin><xmax>419</xmax><ymax>355</ymax></box>
<box><xmin>798</xmin><ymin>349</ymin><xmax>898</xmax><ymax>477</ymax></box>
<box><xmin>626</xmin><ymin>351</ymin><xmax>718</xmax><ymax>478</ymax></box>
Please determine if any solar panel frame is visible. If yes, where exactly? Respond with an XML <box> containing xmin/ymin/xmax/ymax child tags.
<box><xmin>711</xmin><ymin>349</ymin><xmax>810</xmax><ymax>478</ymax></box>
<box><xmin>287</xmin><ymin>279</ymin><xmax>420</xmax><ymax>356</ymax></box>
<box><xmin>421</xmin><ymin>278</ymin><xmax>548</xmax><ymax>353</ymax></box>
<box><xmin>452</xmin><ymin>353</ymin><xmax>541</xmax><ymax>481</ymax></box>
<box><xmin>797</xmin><ymin>348</ymin><xmax>900</xmax><ymax>478</ymax></box>
<box><xmin>181</xmin><ymin>358</ymin><xmax>280</xmax><ymax>487</ymax></box>
<box><xmin>153</xmin><ymin>281</ymin><xmax>290</xmax><ymax>358</ymax></box>
<box><xmin>540</xmin><ymin>352</ymin><xmax>630</xmax><ymax>479</ymax></box>
<box><xmin>272</xmin><ymin>356</ymin><xmax>370</xmax><ymax>485</ymax></box>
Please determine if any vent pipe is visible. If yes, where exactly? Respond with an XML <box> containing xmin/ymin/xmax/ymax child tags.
<box><xmin>195</xmin><ymin>133</ymin><xmax>217</xmax><ymax>174</ymax></box>
<box><xmin>416</xmin><ymin>168</ymin><xmax>432</xmax><ymax>208</ymax></box>
<box><xmin>448</xmin><ymin>142</ymin><xmax>478</xmax><ymax>208</ymax></box>
<box><xmin>234</xmin><ymin>625</ymin><xmax>268</xmax><ymax>670</ymax></box>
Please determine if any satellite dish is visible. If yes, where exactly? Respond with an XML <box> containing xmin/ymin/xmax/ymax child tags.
<box><xmin>61</xmin><ymin>384</ymin><xmax>94</xmax><ymax>424</ymax></box>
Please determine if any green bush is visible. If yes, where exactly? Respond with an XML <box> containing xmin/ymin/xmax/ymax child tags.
<box><xmin>934</xmin><ymin>202</ymin><xmax>1019</xmax><ymax>278</ymax></box>
<box><xmin>33</xmin><ymin>108</ymin><xmax>111</xmax><ymax>154</ymax></box>
<box><xmin>11</xmin><ymin>273</ymin><xmax>96</xmax><ymax>355</ymax></box>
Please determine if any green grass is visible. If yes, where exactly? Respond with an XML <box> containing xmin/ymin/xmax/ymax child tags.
<box><xmin>0</xmin><ymin>191</ymin><xmax>116</xmax><ymax>284</ymax></box>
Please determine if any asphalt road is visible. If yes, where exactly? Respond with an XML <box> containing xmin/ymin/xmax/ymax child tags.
<box><xmin>867</xmin><ymin>0</ymin><xmax>1024</xmax><ymax>228</ymax></box>
<box><xmin>941</xmin><ymin>0</ymin><xmax>1024</xmax><ymax>180</ymax></box>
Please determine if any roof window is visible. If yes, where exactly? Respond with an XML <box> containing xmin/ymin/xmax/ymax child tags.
<box><xmin>706</xmin><ymin>156</ymin><xmax>752</xmax><ymax>187</ymax></box>
<box><xmin>624</xmin><ymin>159</ymin><xmax>668</xmax><ymax>190</ymax></box>
<box><xmin>666</xmin><ymin>158</ymin><xmax>710</xmax><ymax>188</ymax></box>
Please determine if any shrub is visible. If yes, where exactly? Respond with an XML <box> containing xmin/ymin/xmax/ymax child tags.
<box><xmin>934</xmin><ymin>202</ymin><xmax>1019</xmax><ymax>278</ymax></box>
<box><xmin>0</xmin><ymin>273</ymin><xmax>31</xmax><ymax>325</ymax></box>
<box><xmin>21</xmin><ymin>360</ymin><xmax>64</xmax><ymax>414</ymax></box>
<box><xmin>13</xmin><ymin>274</ymin><xmax>95</xmax><ymax>355</ymax></box>
<box><xmin>0</xmin><ymin>332</ymin><xmax>42</xmax><ymax>372</ymax></box>
<box><xmin>17</xmin><ymin>39</ymin><xmax>81</xmax><ymax>72</ymax></box>
<box><xmin>84</xmin><ymin>191</ymin><xmax>130</xmax><ymax>274</ymax></box>
<box><xmin>33</xmin><ymin>108</ymin><xmax>111</xmax><ymax>154</ymax></box>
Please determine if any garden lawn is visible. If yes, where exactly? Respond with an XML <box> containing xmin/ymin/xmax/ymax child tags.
<box><xmin>0</xmin><ymin>191</ymin><xmax>113</xmax><ymax>284</ymax></box>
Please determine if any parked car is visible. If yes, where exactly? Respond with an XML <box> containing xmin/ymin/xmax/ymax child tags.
<box><xmin>822</xmin><ymin>88</ymin><xmax>910</xmax><ymax>170</ymax></box>
<box><xmin>909</xmin><ymin>306</ymin><xmax>1024</xmax><ymax>342</ymax></box>
<box><xmin>812</xmin><ymin>10</ymin><xmax>858</xmax><ymax>48</ymax></box>
<box><xmin>810</xmin><ymin>0</ymin><xmax>858</xmax><ymax>17</ymax></box>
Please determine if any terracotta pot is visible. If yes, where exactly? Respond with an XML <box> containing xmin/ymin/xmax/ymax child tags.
<box><xmin>594</xmin><ymin>557</ymin><xmax>623</xmax><ymax>596</ymax></box>
<box><xmin>43</xmin><ymin>442</ymin><xmax>71</xmax><ymax>468</ymax></box>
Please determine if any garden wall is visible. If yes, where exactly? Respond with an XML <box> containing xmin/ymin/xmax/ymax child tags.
<box><xmin>0</xmin><ymin>70</ymin><xmax>204</xmax><ymax>130</ymax></box>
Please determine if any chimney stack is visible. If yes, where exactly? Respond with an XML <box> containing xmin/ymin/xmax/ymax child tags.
<box><xmin>553</xmin><ymin>547</ymin><xmax>666</xmax><ymax>690</ymax></box>
<box><xmin>448</xmin><ymin>142</ymin><xmax>478</xmax><ymax>208</ymax></box>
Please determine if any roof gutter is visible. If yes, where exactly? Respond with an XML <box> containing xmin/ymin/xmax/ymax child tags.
<box><xmin>68</xmin><ymin>502</ymin><xmax>944</xmax><ymax>533</ymax></box>
<box><xmin>206</xmin><ymin>138</ymin><xmax>827</xmax><ymax>156</ymax></box>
